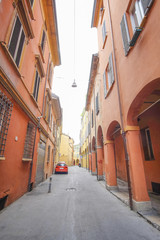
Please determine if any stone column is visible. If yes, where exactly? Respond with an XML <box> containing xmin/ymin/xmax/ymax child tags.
<box><xmin>97</xmin><ymin>146</ymin><xmax>103</xmax><ymax>180</ymax></box>
<box><xmin>91</xmin><ymin>150</ymin><xmax>97</xmax><ymax>175</ymax></box>
<box><xmin>89</xmin><ymin>152</ymin><xmax>92</xmax><ymax>172</ymax></box>
<box><xmin>125</xmin><ymin>126</ymin><xmax>151</xmax><ymax>211</ymax></box>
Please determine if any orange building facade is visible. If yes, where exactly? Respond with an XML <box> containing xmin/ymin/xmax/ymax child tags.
<box><xmin>85</xmin><ymin>0</ymin><xmax>160</xmax><ymax>211</ymax></box>
<box><xmin>0</xmin><ymin>0</ymin><xmax>61</xmax><ymax>209</ymax></box>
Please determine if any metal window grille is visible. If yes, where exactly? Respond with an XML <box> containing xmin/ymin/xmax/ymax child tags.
<box><xmin>23</xmin><ymin>122</ymin><xmax>36</xmax><ymax>159</ymax></box>
<box><xmin>0</xmin><ymin>91</ymin><xmax>13</xmax><ymax>157</ymax></box>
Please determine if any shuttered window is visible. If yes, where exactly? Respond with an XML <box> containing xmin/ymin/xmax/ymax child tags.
<box><xmin>120</xmin><ymin>13</ymin><xmax>130</xmax><ymax>56</ymax></box>
<box><xmin>8</xmin><ymin>16</ymin><xmax>25</xmax><ymax>67</ymax></box>
<box><xmin>23</xmin><ymin>122</ymin><xmax>36</xmax><ymax>160</ymax></box>
<box><xmin>33</xmin><ymin>70</ymin><xmax>40</xmax><ymax>101</ymax></box>
<box><xmin>0</xmin><ymin>91</ymin><xmax>13</xmax><ymax>157</ymax></box>
<box><xmin>103</xmin><ymin>53</ymin><xmax>114</xmax><ymax>98</ymax></box>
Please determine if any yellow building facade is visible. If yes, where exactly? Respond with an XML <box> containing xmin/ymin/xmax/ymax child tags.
<box><xmin>80</xmin><ymin>110</ymin><xmax>89</xmax><ymax>169</ymax></box>
<box><xmin>59</xmin><ymin>134</ymin><xmax>74</xmax><ymax>166</ymax></box>
<box><xmin>73</xmin><ymin>144</ymin><xmax>80</xmax><ymax>166</ymax></box>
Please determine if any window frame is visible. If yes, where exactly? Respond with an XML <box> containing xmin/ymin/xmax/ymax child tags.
<box><xmin>140</xmin><ymin>127</ymin><xmax>155</xmax><ymax>161</ymax></box>
<box><xmin>0</xmin><ymin>91</ymin><xmax>13</xmax><ymax>158</ymax></box>
<box><xmin>33</xmin><ymin>69</ymin><xmax>41</xmax><ymax>102</ymax></box>
<box><xmin>8</xmin><ymin>15</ymin><xmax>25</xmax><ymax>67</ymax></box>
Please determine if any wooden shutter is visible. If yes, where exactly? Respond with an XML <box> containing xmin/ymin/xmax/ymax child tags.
<box><xmin>120</xmin><ymin>13</ymin><xmax>130</xmax><ymax>56</ymax></box>
<box><xmin>103</xmin><ymin>72</ymin><xmax>107</xmax><ymax>97</ymax></box>
<box><xmin>141</xmin><ymin>0</ymin><xmax>154</xmax><ymax>15</ymax></box>
<box><xmin>109</xmin><ymin>53</ymin><xmax>114</xmax><ymax>84</ymax></box>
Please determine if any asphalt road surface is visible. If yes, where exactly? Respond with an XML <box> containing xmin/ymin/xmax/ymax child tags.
<box><xmin>0</xmin><ymin>166</ymin><xmax>160</xmax><ymax>240</ymax></box>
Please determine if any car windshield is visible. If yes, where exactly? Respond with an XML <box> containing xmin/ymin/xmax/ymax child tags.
<box><xmin>57</xmin><ymin>163</ymin><xmax>66</xmax><ymax>166</ymax></box>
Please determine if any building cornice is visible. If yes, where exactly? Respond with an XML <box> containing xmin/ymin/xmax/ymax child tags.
<box><xmin>41</xmin><ymin>0</ymin><xmax>61</xmax><ymax>66</ymax></box>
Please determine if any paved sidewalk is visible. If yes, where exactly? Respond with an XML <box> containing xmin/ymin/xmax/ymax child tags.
<box><xmin>99</xmin><ymin>177</ymin><xmax>160</xmax><ymax>231</ymax></box>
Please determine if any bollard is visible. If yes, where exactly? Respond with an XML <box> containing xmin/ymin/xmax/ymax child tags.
<box><xmin>48</xmin><ymin>177</ymin><xmax>52</xmax><ymax>193</ymax></box>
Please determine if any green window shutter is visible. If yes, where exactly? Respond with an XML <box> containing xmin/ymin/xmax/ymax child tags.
<box><xmin>120</xmin><ymin>13</ymin><xmax>130</xmax><ymax>56</ymax></box>
<box><xmin>103</xmin><ymin>72</ymin><xmax>107</xmax><ymax>98</ymax></box>
<box><xmin>141</xmin><ymin>0</ymin><xmax>154</xmax><ymax>15</ymax></box>
<box><xmin>109</xmin><ymin>53</ymin><xmax>114</xmax><ymax>84</ymax></box>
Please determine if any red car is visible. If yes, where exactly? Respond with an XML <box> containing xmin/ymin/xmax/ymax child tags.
<box><xmin>55</xmin><ymin>162</ymin><xmax>68</xmax><ymax>174</ymax></box>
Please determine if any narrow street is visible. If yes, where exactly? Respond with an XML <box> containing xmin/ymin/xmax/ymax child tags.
<box><xmin>0</xmin><ymin>167</ymin><xmax>160</xmax><ymax>240</ymax></box>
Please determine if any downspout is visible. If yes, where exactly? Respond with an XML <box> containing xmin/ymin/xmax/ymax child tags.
<box><xmin>107</xmin><ymin>0</ymin><xmax>133</xmax><ymax>210</ymax></box>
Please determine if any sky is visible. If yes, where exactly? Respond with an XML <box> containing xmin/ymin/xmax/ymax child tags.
<box><xmin>53</xmin><ymin>0</ymin><xmax>98</xmax><ymax>144</ymax></box>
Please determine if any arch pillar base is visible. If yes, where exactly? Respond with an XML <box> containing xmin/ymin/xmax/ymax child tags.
<box><xmin>132</xmin><ymin>200</ymin><xmax>152</xmax><ymax>212</ymax></box>
<box><xmin>97</xmin><ymin>175</ymin><xmax>103</xmax><ymax>181</ymax></box>
<box><xmin>92</xmin><ymin>171</ymin><xmax>97</xmax><ymax>176</ymax></box>
<box><xmin>106</xmin><ymin>184</ymin><xmax>118</xmax><ymax>191</ymax></box>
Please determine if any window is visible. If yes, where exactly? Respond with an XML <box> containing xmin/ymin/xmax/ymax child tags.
<box><xmin>0</xmin><ymin>91</ymin><xmax>13</xmax><ymax>157</ymax></box>
<box><xmin>103</xmin><ymin>53</ymin><xmax>114</xmax><ymax>98</ymax></box>
<box><xmin>102</xmin><ymin>21</ymin><xmax>107</xmax><ymax>42</ymax></box>
<box><xmin>29</xmin><ymin>0</ymin><xmax>34</xmax><ymax>7</ymax></box>
<box><xmin>23</xmin><ymin>122</ymin><xmax>36</xmax><ymax>160</ymax></box>
<box><xmin>48</xmin><ymin>62</ymin><xmax>53</xmax><ymax>86</ymax></box>
<box><xmin>92</xmin><ymin>110</ymin><xmax>94</xmax><ymax>128</ymax></box>
<box><xmin>100</xmin><ymin>1</ymin><xmax>105</xmax><ymax>24</ymax></box>
<box><xmin>102</xmin><ymin>21</ymin><xmax>107</xmax><ymax>48</ymax></box>
<box><xmin>33</xmin><ymin>70</ymin><xmax>41</xmax><ymax>101</ymax></box>
<box><xmin>47</xmin><ymin>145</ymin><xmax>51</xmax><ymax>163</ymax></box>
<box><xmin>140</xmin><ymin>127</ymin><xmax>154</xmax><ymax>160</ymax></box>
<box><xmin>8</xmin><ymin>16</ymin><xmax>25</xmax><ymax>67</ymax></box>
<box><xmin>96</xmin><ymin>93</ymin><xmax>99</xmax><ymax>115</ymax></box>
<box><xmin>120</xmin><ymin>0</ymin><xmax>154</xmax><ymax>55</ymax></box>
<box><xmin>130</xmin><ymin>0</ymin><xmax>145</xmax><ymax>31</ymax></box>
<box><xmin>40</xmin><ymin>30</ymin><xmax>46</xmax><ymax>53</ymax></box>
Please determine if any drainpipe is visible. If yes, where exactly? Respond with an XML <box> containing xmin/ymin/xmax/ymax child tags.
<box><xmin>107</xmin><ymin>0</ymin><xmax>133</xmax><ymax>210</ymax></box>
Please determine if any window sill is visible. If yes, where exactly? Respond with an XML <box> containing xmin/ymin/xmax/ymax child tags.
<box><xmin>22</xmin><ymin>158</ymin><xmax>32</xmax><ymax>161</ymax></box>
<box><xmin>0</xmin><ymin>41</ymin><xmax>21</xmax><ymax>77</ymax></box>
<box><xmin>0</xmin><ymin>157</ymin><xmax>5</xmax><ymax>161</ymax></box>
